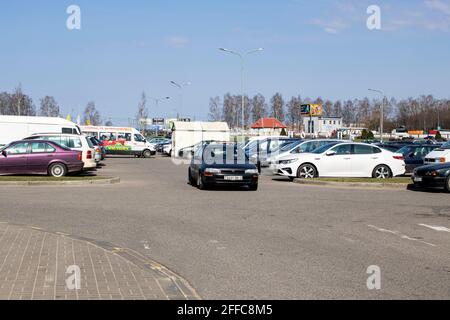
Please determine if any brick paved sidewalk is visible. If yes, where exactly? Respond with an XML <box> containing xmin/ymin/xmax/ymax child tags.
<box><xmin>0</xmin><ymin>222</ymin><xmax>199</xmax><ymax>300</ymax></box>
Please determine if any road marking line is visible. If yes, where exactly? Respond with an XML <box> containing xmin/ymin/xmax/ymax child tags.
<box><xmin>368</xmin><ymin>225</ymin><xmax>437</xmax><ymax>247</ymax></box>
<box><xmin>419</xmin><ymin>224</ymin><xmax>450</xmax><ymax>233</ymax></box>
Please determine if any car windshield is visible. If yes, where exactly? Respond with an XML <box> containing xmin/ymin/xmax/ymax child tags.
<box><xmin>277</xmin><ymin>141</ymin><xmax>300</xmax><ymax>152</ymax></box>
<box><xmin>202</xmin><ymin>144</ymin><xmax>249</xmax><ymax>163</ymax></box>
<box><xmin>312</xmin><ymin>142</ymin><xmax>340</xmax><ymax>154</ymax></box>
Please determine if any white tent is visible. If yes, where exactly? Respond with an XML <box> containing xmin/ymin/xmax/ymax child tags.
<box><xmin>171</xmin><ymin>121</ymin><xmax>230</xmax><ymax>157</ymax></box>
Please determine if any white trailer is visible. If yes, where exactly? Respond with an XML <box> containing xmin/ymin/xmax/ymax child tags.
<box><xmin>171</xmin><ymin>121</ymin><xmax>230</xmax><ymax>157</ymax></box>
<box><xmin>0</xmin><ymin>115</ymin><xmax>81</xmax><ymax>147</ymax></box>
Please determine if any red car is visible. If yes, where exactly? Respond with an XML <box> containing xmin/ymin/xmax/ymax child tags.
<box><xmin>0</xmin><ymin>140</ymin><xmax>84</xmax><ymax>177</ymax></box>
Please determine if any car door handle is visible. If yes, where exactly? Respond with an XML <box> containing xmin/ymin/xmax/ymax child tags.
<box><xmin>344</xmin><ymin>158</ymin><xmax>351</xmax><ymax>160</ymax></box>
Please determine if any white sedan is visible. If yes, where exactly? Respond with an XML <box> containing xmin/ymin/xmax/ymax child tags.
<box><xmin>272</xmin><ymin>142</ymin><xmax>406</xmax><ymax>180</ymax></box>
<box><xmin>424</xmin><ymin>141</ymin><xmax>450</xmax><ymax>165</ymax></box>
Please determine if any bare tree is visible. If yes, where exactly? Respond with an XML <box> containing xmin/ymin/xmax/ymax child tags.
<box><xmin>251</xmin><ymin>94</ymin><xmax>267</xmax><ymax>123</ymax></box>
<box><xmin>10</xmin><ymin>85</ymin><xmax>35</xmax><ymax>116</ymax></box>
<box><xmin>83</xmin><ymin>101</ymin><xmax>102</xmax><ymax>126</ymax></box>
<box><xmin>287</xmin><ymin>96</ymin><xmax>301</xmax><ymax>127</ymax></box>
<box><xmin>39</xmin><ymin>96</ymin><xmax>60</xmax><ymax>117</ymax></box>
<box><xmin>208</xmin><ymin>96</ymin><xmax>222</xmax><ymax>121</ymax></box>
<box><xmin>223</xmin><ymin>93</ymin><xmax>238</xmax><ymax>128</ymax></box>
<box><xmin>270</xmin><ymin>93</ymin><xmax>285</xmax><ymax>122</ymax></box>
<box><xmin>136</xmin><ymin>92</ymin><xmax>148</xmax><ymax>132</ymax></box>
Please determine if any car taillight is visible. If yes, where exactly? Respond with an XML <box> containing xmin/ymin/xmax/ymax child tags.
<box><xmin>87</xmin><ymin>150</ymin><xmax>92</xmax><ymax>159</ymax></box>
<box><xmin>77</xmin><ymin>153</ymin><xmax>82</xmax><ymax>161</ymax></box>
<box><xmin>393</xmin><ymin>156</ymin><xmax>404</xmax><ymax>160</ymax></box>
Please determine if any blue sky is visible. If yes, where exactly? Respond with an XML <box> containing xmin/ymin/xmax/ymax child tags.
<box><xmin>1</xmin><ymin>0</ymin><xmax>449</xmax><ymax>124</ymax></box>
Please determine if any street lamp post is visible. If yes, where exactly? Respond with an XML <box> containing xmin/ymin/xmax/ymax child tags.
<box><xmin>219</xmin><ymin>47</ymin><xmax>264</xmax><ymax>131</ymax></box>
<box><xmin>149</xmin><ymin>96</ymin><xmax>170</xmax><ymax>136</ymax></box>
<box><xmin>368</xmin><ymin>89</ymin><xmax>385</xmax><ymax>143</ymax></box>
<box><xmin>170</xmin><ymin>81</ymin><xmax>191</xmax><ymax>120</ymax></box>
<box><xmin>149</xmin><ymin>96</ymin><xmax>171</xmax><ymax>113</ymax></box>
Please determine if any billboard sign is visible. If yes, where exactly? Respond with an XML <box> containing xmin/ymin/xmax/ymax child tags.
<box><xmin>301</xmin><ymin>104</ymin><xmax>323</xmax><ymax>117</ymax></box>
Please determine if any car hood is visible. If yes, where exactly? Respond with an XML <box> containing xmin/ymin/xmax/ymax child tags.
<box><xmin>417</xmin><ymin>163</ymin><xmax>450</xmax><ymax>171</ymax></box>
<box><xmin>201</xmin><ymin>162</ymin><xmax>256</xmax><ymax>170</ymax></box>
<box><xmin>276</xmin><ymin>152</ymin><xmax>317</xmax><ymax>162</ymax></box>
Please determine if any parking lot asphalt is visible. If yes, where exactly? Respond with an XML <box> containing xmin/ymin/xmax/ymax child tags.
<box><xmin>1</xmin><ymin>156</ymin><xmax>450</xmax><ymax>299</ymax></box>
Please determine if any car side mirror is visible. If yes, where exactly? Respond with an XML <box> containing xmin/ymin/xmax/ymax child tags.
<box><xmin>408</xmin><ymin>152</ymin><xmax>415</xmax><ymax>158</ymax></box>
<box><xmin>326</xmin><ymin>150</ymin><xmax>337</xmax><ymax>156</ymax></box>
<box><xmin>1</xmin><ymin>150</ymin><xmax>7</xmax><ymax>157</ymax></box>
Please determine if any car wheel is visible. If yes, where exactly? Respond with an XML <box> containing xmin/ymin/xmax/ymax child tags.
<box><xmin>297</xmin><ymin>164</ymin><xmax>317</xmax><ymax>179</ymax></box>
<box><xmin>197</xmin><ymin>172</ymin><xmax>206</xmax><ymax>190</ymax></box>
<box><xmin>188</xmin><ymin>169</ymin><xmax>195</xmax><ymax>186</ymax></box>
<box><xmin>372</xmin><ymin>165</ymin><xmax>392</xmax><ymax>179</ymax></box>
<box><xmin>48</xmin><ymin>163</ymin><xmax>67</xmax><ymax>178</ymax></box>
<box><xmin>249</xmin><ymin>184</ymin><xmax>258</xmax><ymax>191</ymax></box>
<box><xmin>142</xmin><ymin>149</ymin><xmax>152</xmax><ymax>158</ymax></box>
<box><xmin>445</xmin><ymin>176</ymin><xmax>450</xmax><ymax>193</ymax></box>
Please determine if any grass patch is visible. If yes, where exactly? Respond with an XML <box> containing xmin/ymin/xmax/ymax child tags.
<box><xmin>0</xmin><ymin>175</ymin><xmax>112</xmax><ymax>182</ymax></box>
<box><xmin>313</xmin><ymin>177</ymin><xmax>411</xmax><ymax>184</ymax></box>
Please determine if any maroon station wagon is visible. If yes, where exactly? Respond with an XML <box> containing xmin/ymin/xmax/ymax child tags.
<box><xmin>0</xmin><ymin>140</ymin><xmax>84</xmax><ymax>177</ymax></box>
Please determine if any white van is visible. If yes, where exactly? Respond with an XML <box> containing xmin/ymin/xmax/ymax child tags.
<box><xmin>0</xmin><ymin>116</ymin><xmax>81</xmax><ymax>147</ymax></box>
<box><xmin>24</xmin><ymin>133</ymin><xmax>97</xmax><ymax>171</ymax></box>
<box><xmin>80</xmin><ymin>126</ymin><xmax>156</xmax><ymax>158</ymax></box>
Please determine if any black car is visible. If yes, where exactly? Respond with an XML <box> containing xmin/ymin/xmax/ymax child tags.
<box><xmin>188</xmin><ymin>143</ymin><xmax>259</xmax><ymax>191</ymax></box>
<box><xmin>155</xmin><ymin>141</ymin><xmax>171</xmax><ymax>153</ymax></box>
<box><xmin>397</xmin><ymin>144</ymin><xmax>441</xmax><ymax>175</ymax></box>
<box><xmin>374</xmin><ymin>142</ymin><xmax>408</xmax><ymax>153</ymax></box>
<box><xmin>412</xmin><ymin>163</ymin><xmax>450</xmax><ymax>192</ymax></box>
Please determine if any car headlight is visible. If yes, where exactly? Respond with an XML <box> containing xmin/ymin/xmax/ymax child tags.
<box><xmin>279</xmin><ymin>159</ymin><xmax>297</xmax><ymax>165</ymax></box>
<box><xmin>205</xmin><ymin>168</ymin><xmax>221</xmax><ymax>174</ymax></box>
<box><xmin>425</xmin><ymin>171</ymin><xmax>439</xmax><ymax>176</ymax></box>
<box><xmin>245</xmin><ymin>169</ymin><xmax>259</xmax><ymax>175</ymax></box>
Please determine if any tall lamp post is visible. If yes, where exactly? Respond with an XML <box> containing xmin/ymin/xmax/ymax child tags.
<box><xmin>219</xmin><ymin>47</ymin><xmax>264</xmax><ymax>131</ymax></box>
<box><xmin>149</xmin><ymin>96</ymin><xmax>171</xmax><ymax>113</ymax></box>
<box><xmin>170</xmin><ymin>81</ymin><xmax>191</xmax><ymax>120</ymax></box>
<box><xmin>368</xmin><ymin>89</ymin><xmax>385</xmax><ymax>143</ymax></box>
<box><xmin>149</xmin><ymin>96</ymin><xmax>170</xmax><ymax>136</ymax></box>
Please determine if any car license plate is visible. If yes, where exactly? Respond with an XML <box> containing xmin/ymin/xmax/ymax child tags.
<box><xmin>414</xmin><ymin>177</ymin><xmax>423</xmax><ymax>182</ymax></box>
<box><xmin>225</xmin><ymin>176</ymin><xmax>243</xmax><ymax>181</ymax></box>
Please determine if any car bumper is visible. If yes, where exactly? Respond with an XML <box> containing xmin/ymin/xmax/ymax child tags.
<box><xmin>269</xmin><ymin>163</ymin><xmax>295</xmax><ymax>177</ymax></box>
<box><xmin>67</xmin><ymin>163</ymin><xmax>84</xmax><ymax>173</ymax></box>
<box><xmin>203</xmin><ymin>174</ymin><xmax>259</xmax><ymax>186</ymax></box>
<box><xmin>412</xmin><ymin>175</ymin><xmax>446</xmax><ymax>188</ymax></box>
<box><xmin>83</xmin><ymin>159</ymin><xmax>97</xmax><ymax>170</ymax></box>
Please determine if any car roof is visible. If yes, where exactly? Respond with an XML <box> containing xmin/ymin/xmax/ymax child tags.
<box><xmin>11</xmin><ymin>140</ymin><xmax>62</xmax><ymax>145</ymax></box>
<box><xmin>28</xmin><ymin>133</ymin><xmax>82</xmax><ymax>137</ymax></box>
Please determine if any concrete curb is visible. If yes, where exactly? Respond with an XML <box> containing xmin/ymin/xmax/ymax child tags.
<box><xmin>0</xmin><ymin>176</ymin><xmax>120</xmax><ymax>186</ymax></box>
<box><xmin>293</xmin><ymin>178</ymin><xmax>411</xmax><ymax>190</ymax></box>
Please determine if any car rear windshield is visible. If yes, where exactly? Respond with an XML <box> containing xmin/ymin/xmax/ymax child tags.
<box><xmin>86</xmin><ymin>137</ymin><xmax>94</xmax><ymax>148</ymax></box>
<box><xmin>441</xmin><ymin>141</ymin><xmax>450</xmax><ymax>149</ymax></box>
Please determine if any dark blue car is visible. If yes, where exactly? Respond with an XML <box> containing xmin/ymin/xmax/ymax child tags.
<box><xmin>397</xmin><ymin>144</ymin><xmax>441</xmax><ymax>175</ymax></box>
